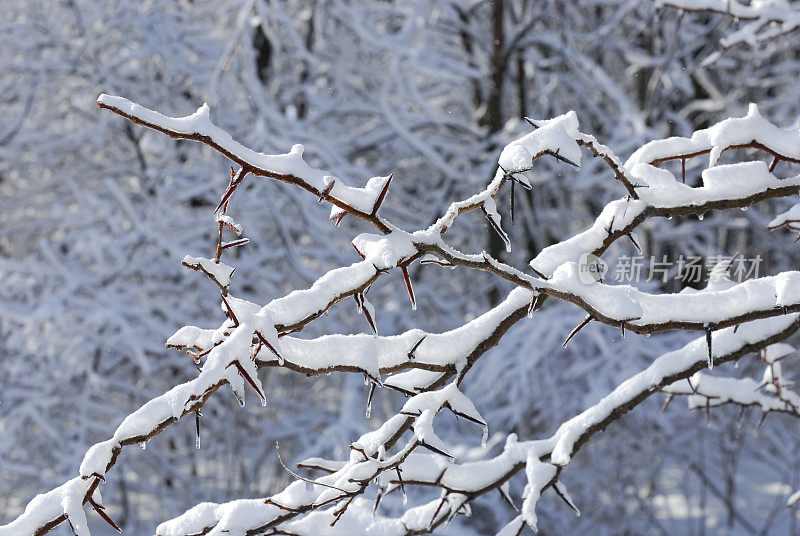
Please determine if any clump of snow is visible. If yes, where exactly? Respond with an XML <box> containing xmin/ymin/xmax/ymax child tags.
<box><xmin>182</xmin><ymin>255</ymin><xmax>235</xmax><ymax>289</ymax></box>
<box><xmin>499</xmin><ymin>111</ymin><xmax>582</xmax><ymax>173</ymax></box>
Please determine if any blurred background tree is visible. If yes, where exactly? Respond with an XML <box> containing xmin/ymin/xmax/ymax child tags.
<box><xmin>2</xmin><ymin>1</ymin><xmax>800</xmax><ymax>533</ymax></box>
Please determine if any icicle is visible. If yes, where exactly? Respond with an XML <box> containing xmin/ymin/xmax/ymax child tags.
<box><xmin>366</xmin><ymin>381</ymin><xmax>376</xmax><ymax>419</ymax></box>
<box><xmin>705</xmin><ymin>325</ymin><xmax>714</xmax><ymax>370</ymax></box>
<box><xmin>139</xmin><ymin>441</ymin><xmax>147</xmax><ymax>450</ymax></box>
<box><xmin>195</xmin><ymin>410</ymin><xmax>201</xmax><ymax>450</ymax></box>
<box><xmin>481</xmin><ymin>425</ymin><xmax>489</xmax><ymax>448</ymax></box>
<box><xmin>527</xmin><ymin>291</ymin><xmax>537</xmax><ymax>318</ymax></box>
<box><xmin>510</xmin><ymin>179</ymin><xmax>516</xmax><ymax>226</ymax></box>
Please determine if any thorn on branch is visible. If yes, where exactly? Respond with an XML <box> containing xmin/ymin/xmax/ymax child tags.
<box><xmin>330</xmin><ymin>210</ymin><xmax>346</xmax><ymax>227</ymax></box>
<box><xmin>418</xmin><ymin>438</ymin><xmax>453</xmax><ymax>459</ymax></box>
<box><xmin>770</xmin><ymin>156</ymin><xmax>780</xmax><ymax>173</ymax></box>
<box><xmin>331</xmin><ymin>497</ymin><xmax>355</xmax><ymax>526</ymax></box>
<box><xmin>355</xmin><ymin>292</ymin><xmax>378</xmax><ymax>335</ymax></box>
<box><xmin>512</xmin><ymin>175</ymin><xmax>532</xmax><ymax>190</ymax></box>
<box><xmin>481</xmin><ymin>205</ymin><xmax>511</xmax><ymax>252</ymax></box>
<box><xmin>605</xmin><ymin>215</ymin><xmax>616</xmax><ymax>237</ymax></box>
<box><xmin>220</xmin><ymin>293</ymin><xmax>239</xmax><ymax>327</ymax></box>
<box><xmin>214</xmin><ymin>167</ymin><xmax>248</xmax><ymax>214</ymax></box>
<box><xmin>447</xmin><ymin>405</ymin><xmax>487</xmax><ymax>427</ymax></box>
<box><xmin>627</xmin><ymin>233</ymin><xmax>642</xmax><ymax>254</ymax></box>
<box><xmin>660</xmin><ymin>394</ymin><xmax>674</xmax><ymax>415</ymax></box>
<box><xmin>396</xmin><ymin>467</ymin><xmax>407</xmax><ymax>505</ymax></box>
<box><xmin>352</xmin><ymin>243</ymin><xmax>366</xmax><ymax>260</ymax></box>
<box><xmin>408</xmin><ymin>335</ymin><xmax>426</xmax><ymax>360</ymax></box>
<box><xmin>544</xmin><ymin>148</ymin><xmax>579</xmax><ymax>168</ymax></box>
<box><xmin>371</xmin><ymin>173</ymin><xmax>393</xmax><ymax>216</ymax></box>
<box><xmin>264</xmin><ymin>498</ymin><xmax>298</xmax><ymax>512</ymax></box>
<box><xmin>256</xmin><ymin>332</ymin><xmax>284</xmax><ymax>365</ymax></box>
<box><xmin>756</xmin><ymin>411</ymin><xmax>768</xmax><ymax>432</ymax></box>
<box><xmin>66</xmin><ymin>517</ymin><xmax>79</xmax><ymax>536</ymax></box>
<box><xmin>563</xmin><ymin>315</ymin><xmax>593</xmax><ymax>347</ymax></box>
<box><xmin>420</xmin><ymin>255</ymin><xmax>453</xmax><ymax>267</ymax></box>
<box><xmin>227</xmin><ymin>360</ymin><xmax>267</xmax><ymax>405</ymax></box>
<box><xmin>529</xmin><ymin>266</ymin><xmax>547</xmax><ymax>279</ymax></box>
<box><xmin>373</xmin><ymin>485</ymin><xmax>385</xmax><ymax>513</ymax></box>
<box><xmin>553</xmin><ymin>481</ymin><xmax>581</xmax><ymax>518</ymax></box>
<box><xmin>401</xmin><ymin>264</ymin><xmax>416</xmax><ymax>310</ymax></box>
<box><xmin>275</xmin><ymin>441</ymin><xmax>348</xmax><ymax>493</ymax></box>
<box><xmin>429</xmin><ymin>495</ymin><xmax>449</xmax><ymax>530</ymax></box>
<box><xmin>88</xmin><ymin>498</ymin><xmax>123</xmax><ymax>533</ymax></box>
<box><xmin>498</xmin><ymin>483</ymin><xmax>518</xmax><ymax>512</ymax></box>
<box><xmin>318</xmin><ymin>179</ymin><xmax>335</xmax><ymax>204</ymax></box>
<box><xmin>221</xmin><ymin>238</ymin><xmax>250</xmax><ymax>250</ymax></box>
<box><xmin>687</xmin><ymin>377</ymin><xmax>698</xmax><ymax>394</ymax></box>
<box><xmin>373</xmin><ymin>263</ymin><xmax>391</xmax><ymax>275</ymax></box>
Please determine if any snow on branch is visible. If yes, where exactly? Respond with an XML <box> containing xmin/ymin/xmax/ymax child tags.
<box><xmin>663</xmin><ymin>341</ymin><xmax>799</xmax><ymax>423</ymax></box>
<box><xmin>154</xmin><ymin>315</ymin><xmax>800</xmax><ymax>536</ymax></box>
<box><xmin>532</xmin><ymin>103</ymin><xmax>800</xmax><ymax>277</ymax></box>
<box><xmin>97</xmin><ymin>95</ymin><xmax>397</xmax><ymax>233</ymax></box>
<box><xmin>8</xmin><ymin>96</ymin><xmax>800</xmax><ymax>536</ymax></box>
<box><xmin>154</xmin><ymin>382</ymin><xmax>484</xmax><ymax>536</ymax></box>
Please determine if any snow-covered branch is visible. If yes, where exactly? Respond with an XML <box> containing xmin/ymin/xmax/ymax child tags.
<box><xmin>7</xmin><ymin>94</ymin><xmax>800</xmax><ymax>536</ymax></box>
<box><xmin>154</xmin><ymin>315</ymin><xmax>800</xmax><ymax>536</ymax></box>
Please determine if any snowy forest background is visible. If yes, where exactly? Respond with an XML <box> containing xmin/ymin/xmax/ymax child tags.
<box><xmin>3</xmin><ymin>0</ymin><xmax>800</xmax><ymax>534</ymax></box>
